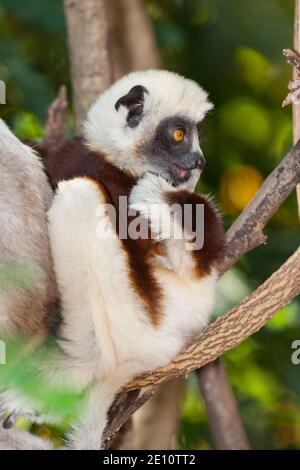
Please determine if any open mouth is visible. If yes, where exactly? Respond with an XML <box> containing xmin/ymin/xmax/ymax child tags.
<box><xmin>169</xmin><ymin>164</ymin><xmax>192</xmax><ymax>184</ymax></box>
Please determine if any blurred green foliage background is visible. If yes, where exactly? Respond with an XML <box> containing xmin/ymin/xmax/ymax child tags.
<box><xmin>0</xmin><ymin>0</ymin><xmax>299</xmax><ymax>450</ymax></box>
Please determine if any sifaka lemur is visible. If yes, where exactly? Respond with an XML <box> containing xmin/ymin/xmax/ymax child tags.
<box><xmin>0</xmin><ymin>70</ymin><xmax>225</xmax><ymax>449</ymax></box>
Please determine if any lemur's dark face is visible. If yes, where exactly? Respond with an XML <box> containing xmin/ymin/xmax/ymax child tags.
<box><xmin>141</xmin><ymin>116</ymin><xmax>205</xmax><ymax>186</ymax></box>
<box><xmin>115</xmin><ymin>84</ymin><xmax>206</xmax><ymax>185</ymax></box>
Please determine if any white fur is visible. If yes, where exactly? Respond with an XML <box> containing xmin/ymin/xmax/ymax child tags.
<box><xmin>130</xmin><ymin>173</ymin><xmax>203</xmax><ymax>276</ymax></box>
<box><xmin>49</xmin><ymin>178</ymin><xmax>216</xmax><ymax>375</ymax></box>
<box><xmin>129</xmin><ymin>173</ymin><xmax>180</xmax><ymax>240</ymax></box>
<box><xmin>84</xmin><ymin>70</ymin><xmax>213</xmax><ymax>176</ymax></box>
<box><xmin>45</xmin><ymin>177</ymin><xmax>216</xmax><ymax>449</ymax></box>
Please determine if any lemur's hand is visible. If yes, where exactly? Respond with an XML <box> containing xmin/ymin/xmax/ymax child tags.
<box><xmin>129</xmin><ymin>172</ymin><xmax>181</xmax><ymax>241</ymax></box>
<box><xmin>129</xmin><ymin>172</ymin><xmax>174</xmax><ymax>207</ymax></box>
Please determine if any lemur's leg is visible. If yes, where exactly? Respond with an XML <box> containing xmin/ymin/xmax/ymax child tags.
<box><xmin>48</xmin><ymin>177</ymin><xmax>146</xmax><ymax>378</ymax></box>
<box><xmin>129</xmin><ymin>173</ymin><xmax>224</xmax><ymax>277</ymax></box>
<box><xmin>66</xmin><ymin>383</ymin><xmax>105</xmax><ymax>449</ymax></box>
<box><xmin>48</xmin><ymin>178</ymin><xmax>143</xmax><ymax>448</ymax></box>
<box><xmin>0</xmin><ymin>383</ymin><xmax>53</xmax><ymax>423</ymax></box>
<box><xmin>48</xmin><ymin>178</ymin><xmax>121</xmax><ymax>381</ymax></box>
<box><xmin>66</xmin><ymin>374</ymin><xmax>128</xmax><ymax>450</ymax></box>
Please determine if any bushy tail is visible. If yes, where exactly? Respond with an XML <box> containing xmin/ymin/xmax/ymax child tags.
<box><xmin>0</xmin><ymin>118</ymin><xmax>57</xmax><ymax>335</ymax></box>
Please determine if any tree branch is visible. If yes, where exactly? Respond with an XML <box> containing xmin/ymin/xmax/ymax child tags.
<box><xmin>220</xmin><ymin>140</ymin><xmax>300</xmax><ymax>275</ymax></box>
<box><xmin>197</xmin><ymin>359</ymin><xmax>250</xmax><ymax>450</ymax></box>
<box><xmin>293</xmin><ymin>0</ymin><xmax>300</xmax><ymax>219</ymax></box>
<box><xmin>125</xmin><ymin>247</ymin><xmax>300</xmax><ymax>390</ymax></box>
<box><xmin>102</xmin><ymin>246</ymin><xmax>300</xmax><ymax>447</ymax></box>
<box><xmin>107</xmin><ymin>0</ymin><xmax>161</xmax><ymax>81</ymax></box>
<box><xmin>283</xmin><ymin>48</ymin><xmax>300</xmax><ymax>76</ymax></box>
<box><xmin>42</xmin><ymin>85</ymin><xmax>68</xmax><ymax>155</ymax></box>
<box><xmin>198</xmin><ymin>138</ymin><xmax>300</xmax><ymax>448</ymax></box>
<box><xmin>103</xmin><ymin>389</ymin><xmax>155</xmax><ymax>446</ymax></box>
<box><xmin>282</xmin><ymin>1</ymin><xmax>300</xmax><ymax>217</ymax></box>
<box><xmin>131</xmin><ymin>377</ymin><xmax>186</xmax><ymax>450</ymax></box>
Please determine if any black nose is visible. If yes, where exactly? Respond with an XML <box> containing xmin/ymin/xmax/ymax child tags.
<box><xmin>182</xmin><ymin>152</ymin><xmax>206</xmax><ymax>171</ymax></box>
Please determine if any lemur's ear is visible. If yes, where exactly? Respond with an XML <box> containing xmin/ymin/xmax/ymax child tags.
<box><xmin>115</xmin><ymin>85</ymin><xmax>149</xmax><ymax>128</ymax></box>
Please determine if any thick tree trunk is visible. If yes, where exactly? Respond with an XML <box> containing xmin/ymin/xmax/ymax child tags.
<box><xmin>63</xmin><ymin>0</ymin><xmax>112</xmax><ymax>133</ymax></box>
<box><xmin>108</xmin><ymin>0</ymin><xmax>161</xmax><ymax>81</ymax></box>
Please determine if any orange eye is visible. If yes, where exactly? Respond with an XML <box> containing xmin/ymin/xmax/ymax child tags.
<box><xmin>173</xmin><ymin>129</ymin><xmax>185</xmax><ymax>142</ymax></box>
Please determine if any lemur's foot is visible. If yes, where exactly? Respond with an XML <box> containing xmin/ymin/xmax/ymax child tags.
<box><xmin>2</xmin><ymin>411</ymin><xmax>18</xmax><ymax>429</ymax></box>
<box><xmin>1</xmin><ymin>410</ymin><xmax>44</xmax><ymax>429</ymax></box>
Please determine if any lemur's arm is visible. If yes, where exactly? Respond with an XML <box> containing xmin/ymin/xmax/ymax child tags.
<box><xmin>129</xmin><ymin>173</ymin><xmax>224</xmax><ymax>277</ymax></box>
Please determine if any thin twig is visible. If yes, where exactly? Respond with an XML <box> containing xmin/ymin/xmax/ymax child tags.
<box><xmin>42</xmin><ymin>85</ymin><xmax>68</xmax><ymax>155</ymax></box>
<box><xmin>283</xmin><ymin>48</ymin><xmax>300</xmax><ymax>75</ymax></box>
<box><xmin>220</xmin><ymin>139</ymin><xmax>300</xmax><ymax>275</ymax></box>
